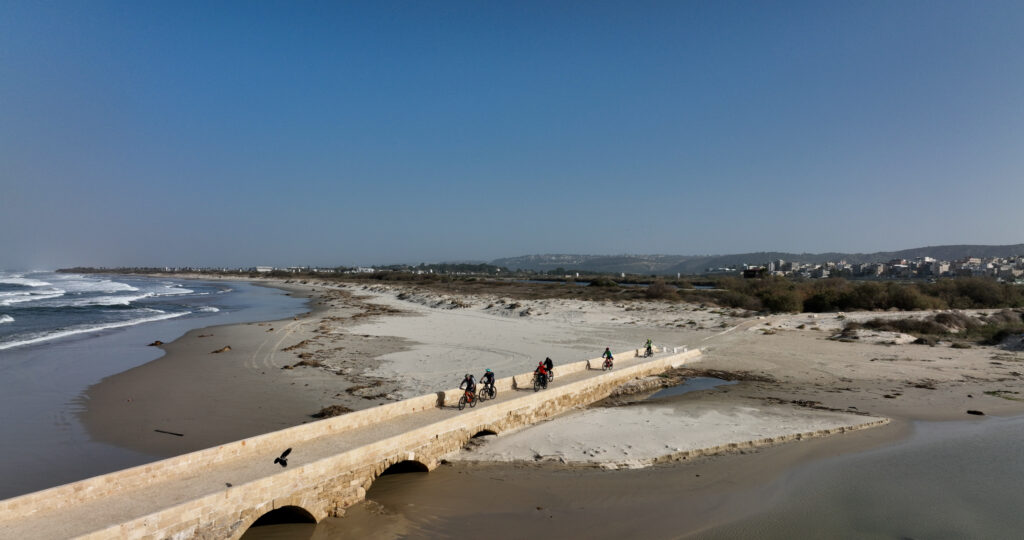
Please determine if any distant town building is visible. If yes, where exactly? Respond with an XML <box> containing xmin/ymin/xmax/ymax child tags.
<box><xmin>742</xmin><ymin>267</ymin><xmax>766</xmax><ymax>278</ymax></box>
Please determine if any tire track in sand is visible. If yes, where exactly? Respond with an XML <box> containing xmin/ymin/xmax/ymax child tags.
<box><xmin>246</xmin><ymin>319</ymin><xmax>304</xmax><ymax>371</ymax></box>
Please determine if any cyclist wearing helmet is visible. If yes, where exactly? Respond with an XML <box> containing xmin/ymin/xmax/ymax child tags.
<box><xmin>481</xmin><ymin>368</ymin><xmax>495</xmax><ymax>388</ymax></box>
<box><xmin>602</xmin><ymin>347</ymin><xmax>614</xmax><ymax>361</ymax></box>
<box><xmin>534</xmin><ymin>362</ymin><xmax>549</xmax><ymax>388</ymax></box>
<box><xmin>459</xmin><ymin>373</ymin><xmax>476</xmax><ymax>397</ymax></box>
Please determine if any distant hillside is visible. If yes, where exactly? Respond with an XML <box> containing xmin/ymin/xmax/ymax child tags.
<box><xmin>490</xmin><ymin>254</ymin><xmax>696</xmax><ymax>275</ymax></box>
<box><xmin>492</xmin><ymin>244</ymin><xmax>1024</xmax><ymax>275</ymax></box>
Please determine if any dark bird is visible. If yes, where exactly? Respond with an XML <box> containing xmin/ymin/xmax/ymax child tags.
<box><xmin>274</xmin><ymin>448</ymin><xmax>292</xmax><ymax>467</ymax></box>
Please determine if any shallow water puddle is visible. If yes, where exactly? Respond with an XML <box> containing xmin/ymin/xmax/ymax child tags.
<box><xmin>646</xmin><ymin>377</ymin><xmax>736</xmax><ymax>400</ymax></box>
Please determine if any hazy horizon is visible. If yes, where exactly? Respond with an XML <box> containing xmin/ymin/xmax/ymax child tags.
<box><xmin>3</xmin><ymin>2</ymin><xmax>1023</xmax><ymax>269</ymax></box>
<box><xmin>5</xmin><ymin>242</ymin><xmax>1019</xmax><ymax>273</ymax></box>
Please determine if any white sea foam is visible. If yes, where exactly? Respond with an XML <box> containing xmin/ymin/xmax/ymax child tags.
<box><xmin>0</xmin><ymin>289</ymin><xmax>66</xmax><ymax>306</ymax></box>
<box><xmin>0</xmin><ymin>277</ymin><xmax>52</xmax><ymax>288</ymax></box>
<box><xmin>154</xmin><ymin>287</ymin><xmax>194</xmax><ymax>296</ymax></box>
<box><xmin>0</xmin><ymin>314</ymin><xmax>13</xmax><ymax>324</ymax></box>
<box><xmin>52</xmin><ymin>277</ymin><xmax>139</xmax><ymax>293</ymax></box>
<box><xmin>197</xmin><ymin>306</ymin><xmax>220</xmax><ymax>312</ymax></box>
<box><xmin>0</xmin><ymin>310</ymin><xmax>190</xmax><ymax>351</ymax></box>
<box><xmin>141</xmin><ymin>281</ymin><xmax>195</xmax><ymax>296</ymax></box>
<box><xmin>67</xmin><ymin>293</ymin><xmax>156</xmax><ymax>307</ymax></box>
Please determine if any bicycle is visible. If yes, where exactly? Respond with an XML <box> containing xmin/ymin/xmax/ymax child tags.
<box><xmin>532</xmin><ymin>372</ymin><xmax>548</xmax><ymax>392</ymax></box>
<box><xmin>479</xmin><ymin>383</ymin><xmax>496</xmax><ymax>401</ymax></box>
<box><xmin>644</xmin><ymin>346</ymin><xmax>653</xmax><ymax>358</ymax></box>
<box><xmin>457</xmin><ymin>389</ymin><xmax>477</xmax><ymax>410</ymax></box>
<box><xmin>603</xmin><ymin>356</ymin><xmax>614</xmax><ymax>371</ymax></box>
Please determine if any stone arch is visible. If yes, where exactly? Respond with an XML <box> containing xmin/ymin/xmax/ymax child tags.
<box><xmin>239</xmin><ymin>505</ymin><xmax>316</xmax><ymax>538</ymax></box>
<box><xmin>361</xmin><ymin>456</ymin><xmax>432</xmax><ymax>493</ymax></box>
<box><xmin>380</xmin><ymin>459</ymin><xmax>430</xmax><ymax>475</ymax></box>
<box><xmin>471</xmin><ymin>428</ymin><xmax>498</xmax><ymax>438</ymax></box>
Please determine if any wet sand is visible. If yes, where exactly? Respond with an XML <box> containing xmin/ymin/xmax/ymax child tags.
<box><xmin>78</xmin><ymin>282</ymin><xmax>414</xmax><ymax>456</ymax></box>
<box><xmin>245</xmin><ymin>419</ymin><xmax>911</xmax><ymax>539</ymax></box>
<box><xmin>67</xmin><ymin>279</ymin><xmax>1024</xmax><ymax>538</ymax></box>
<box><xmin>78</xmin><ymin>279</ymin><xmax>732</xmax><ymax>457</ymax></box>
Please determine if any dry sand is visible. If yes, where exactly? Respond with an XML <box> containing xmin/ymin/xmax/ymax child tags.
<box><xmin>452</xmin><ymin>393</ymin><xmax>888</xmax><ymax>469</ymax></box>
<box><xmin>444</xmin><ymin>307</ymin><xmax>1024</xmax><ymax>472</ymax></box>
<box><xmin>82</xmin><ymin>279</ymin><xmax>1024</xmax><ymax>464</ymax></box>
<box><xmin>72</xmin><ymin>277</ymin><xmax>1024</xmax><ymax>539</ymax></box>
<box><xmin>80</xmin><ymin>279</ymin><xmax>738</xmax><ymax>456</ymax></box>
<box><xmin>71</xmin><ymin>277</ymin><xmax>1024</xmax><ymax>540</ymax></box>
<box><xmin>79</xmin><ymin>282</ymin><xmax>413</xmax><ymax>455</ymax></box>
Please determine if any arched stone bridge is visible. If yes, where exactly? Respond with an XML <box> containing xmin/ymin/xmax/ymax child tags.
<box><xmin>0</xmin><ymin>348</ymin><xmax>700</xmax><ymax>539</ymax></box>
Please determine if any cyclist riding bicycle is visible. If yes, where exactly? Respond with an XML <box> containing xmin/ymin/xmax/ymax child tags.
<box><xmin>543</xmin><ymin>357</ymin><xmax>554</xmax><ymax>381</ymax></box>
<box><xmin>534</xmin><ymin>362</ymin><xmax>549</xmax><ymax>388</ymax></box>
<box><xmin>459</xmin><ymin>373</ymin><xmax>476</xmax><ymax>400</ymax></box>
<box><xmin>645</xmin><ymin>338</ymin><xmax>653</xmax><ymax>357</ymax></box>
<box><xmin>602</xmin><ymin>347</ymin><xmax>614</xmax><ymax>361</ymax></box>
<box><xmin>480</xmin><ymin>368</ymin><xmax>495</xmax><ymax>390</ymax></box>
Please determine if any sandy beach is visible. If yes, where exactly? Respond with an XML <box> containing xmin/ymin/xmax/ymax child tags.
<box><xmin>71</xmin><ymin>277</ymin><xmax>1024</xmax><ymax>537</ymax></box>
<box><xmin>79</xmin><ymin>278</ymin><xmax>735</xmax><ymax>456</ymax></box>
<box><xmin>83</xmin><ymin>278</ymin><xmax>1024</xmax><ymax>456</ymax></box>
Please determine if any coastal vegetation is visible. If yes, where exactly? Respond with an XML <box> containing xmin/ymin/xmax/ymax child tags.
<box><xmin>681</xmin><ymin>276</ymin><xmax>1024</xmax><ymax>314</ymax></box>
<box><xmin>59</xmin><ymin>267</ymin><xmax>1024</xmax><ymax>315</ymax></box>
<box><xmin>838</xmin><ymin>309</ymin><xmax>1024</xmax><ymax>346</ymax></box>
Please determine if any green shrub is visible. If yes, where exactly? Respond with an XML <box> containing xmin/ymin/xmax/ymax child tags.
<box><xmin>711</xmin><ymin>290</ymin><xmax>761</xmax><ymax>311</ymax></box>
<box><xmin>645</xmin><ymin>279</ymin><xmax>678</xmax><ymax>300</ymax></box>
<box><xmin>760</xmin><ymin>289</ymin><xmax>803</xmax><ymax>312</ymax></box>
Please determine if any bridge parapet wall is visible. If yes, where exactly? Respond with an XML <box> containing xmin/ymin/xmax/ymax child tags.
<box><xmin>0</xmin><ymin>346</ymin><xmax>679</xmax><ymax>522</ymax></box>
<box><xmin>1</xmin><ymin>348</ymin><xmax>701</xmax><ymax>539</ymax></box>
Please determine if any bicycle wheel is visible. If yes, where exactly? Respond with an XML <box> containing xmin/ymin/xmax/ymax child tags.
<box><xmin>469</xmin><ymin>395</ymin><xmax>477</xmax><ymax>408</ymax></box>
<box><xmin>458</xmin><ymin>395</ymin><xmax>467</xmax><ymax>410</ymax></box>
<box><xmin>488</xmin><ymin>386</ymin><xmax>497</xmax><ymax>400</ymax></box>
<box><xmin>533</xmin><ymin>376</ymin><xmax>540</xmax><ymax>392</ymax></box>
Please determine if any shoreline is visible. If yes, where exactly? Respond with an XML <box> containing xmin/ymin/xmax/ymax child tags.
<box><xmin>37</xmin><ymin>278</ymin><xmax>1024</xmax><ymax>537</ymax></box>
<box><xmin>78</xmin><ymin>277</ymin><xmax>1024</xmax><ymax>461</ymax></box>
<box><xmin>78</xmin><ymin>278</ymin><xmax>417</xmax><ymax>457</ymax></box>
<box><xmin>0</xmin><ymin>275</ymin><xmax>313</xmax><ymax>499</ymax></box>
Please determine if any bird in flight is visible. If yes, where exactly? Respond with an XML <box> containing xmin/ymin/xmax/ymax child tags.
<box><xmin>274</xmin><ymin>448</ymin><xmax>292</xmax><ymax>467</ymax></box>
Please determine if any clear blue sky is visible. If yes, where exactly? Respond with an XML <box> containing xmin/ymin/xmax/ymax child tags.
<box><xmin>2</xmin><ymin>1</ymin><xmax>1023</xmax><ymax>268</ymax></box>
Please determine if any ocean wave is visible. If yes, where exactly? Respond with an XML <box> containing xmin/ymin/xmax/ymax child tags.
<box><xmin>53</xmin><ymin>278</ymin><xmax>139</xmax><ymax>293</ymax></box>
<box><xmin>0</xmin><ymin>289</ymin><xmax>66</xmax><ymax>306</ymax></box>
<box><xmin>197</xmin><ymin>306</ymin><xmax>220</xmax><ymax>312</ymax></box>
<box><xmin>0</xmin><ymin>277</ymin><xmax>52</xmax><ymax>288</ymax></box>
<box><xmin>154</xmin><ymin>287</ymin><xmax>194</xmax><ymax>296</ymax></box>
<box><xmin>67</xmin><ymin>293</ymin><xmax>156</xmax><ymax>307</ymax></box>
<box><xmin>0</xmin><ymin>311</ymin><xmax>190</xmax><ymax>351</ymax></box>
<box><xmin>0</xmin><ymin>314</ymin><xmax>13</xmax><ymax>324</ymax></box>
<box><xmin>144</xmin><ymin>281</ymin><xmax>195</xmax><ymax>296</ymax></box>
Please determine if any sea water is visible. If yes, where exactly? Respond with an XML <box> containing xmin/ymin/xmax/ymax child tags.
<box><xmin>0</xmin><ymin>271</ymin><xmax>308</xmax><ymax>498</ymax></box>
<box><xmin>1</xmin><ymin>271</ymin><xmax>231</xmax><ymax>350</ymax></box>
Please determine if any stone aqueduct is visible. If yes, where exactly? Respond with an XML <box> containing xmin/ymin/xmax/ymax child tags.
<box><xmin>0</xmin><ymin>348</ymin><xmax>701</xmax><ymax>539</ymax></box>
